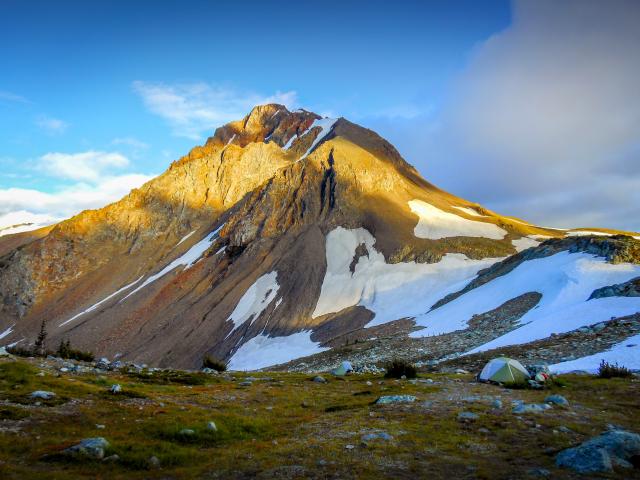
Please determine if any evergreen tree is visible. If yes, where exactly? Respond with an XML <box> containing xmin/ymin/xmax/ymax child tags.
<box><xmin>34</xmin><ymin>320</ymin><xmax>47</xmax><ymax>356</ymax></box>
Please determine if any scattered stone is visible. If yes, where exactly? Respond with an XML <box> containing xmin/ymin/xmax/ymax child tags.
<box><xmin>148</xmin><ymin>455</ymin><xmax>160</xmax><ymax>468</ymax></box>
<box><xmin>512</xmin><ymin>403</ymin><xmax>552</xmax><ymax>414</ymax></box>
<box><xmin>64</xmin><ymin>437</ymin><xmax>110</xmax><ymax>460</ymax></box>
<box><xmin>96</xmin><ymin>424</ymin><xmax>105</xmax><ymax>430</ymax></box>
<box><xmin>312</xmin><ymin>376</ymin><xmax>327</xmax><ymax>383</ymax></box>
<box><xmin>492</xmin><ymin>399</ymin><xmax>503</xmax><ymax>409</ymax></box>
<box><xmin>528</xmin><ymin>468</ymin><xmax>551</xmax><ymax>477</ymax></box>
<box><xmin>36</xmin><ymin>372</ymin><xmax>45</xmax><ymax>377</ymax></box>
<box><xmin>455</xmin><ymin>369</ymin><xmax>470</xmax><ymax>374</ymax></box>
<box><xmin>206</xmin><ymin>421</ymin><xmax>217</xmax><ymax>432</ymax></box>
<box><xmin>545</xmin><ymin>394</ymin><xmax>569</xmax><ymax>406</ymax></box>
<box><xmin>365</xmin><ymin>381</ymin><xmax>373</xmax><ymax>386</ymax></box>
<box><xmin>345</xmin><ymin>444</ymin><xmax>355</xmax><ymax>450</ymax></box>
<box><xmin>361</xmin><ymin>432</ymin><xmax>393</xmax><ymax>444</ymax></box>
<box><xmin>556</xmin><ymin>429</ymin><xmax>640</xmax><ymax>473</ymax></box>
<box><xmin>375</xmin><ymin>395</ymin><xmax>417</xmax><ymax>405</ymax></box>
<box><xmin>109</xmin><ymin>384</ymin><xmax>122</xmax><ymax>394</ymax></box>
<box><xmin>30</xmin><ymin>391</ymin><xmax>55</xmax><ymax>400</ymax></box>
<box><xmin>0</xmin><ymin>347</ymin><xmax>10</xmax><ymax>357</ymax></box>
<box><xmin>238</xmin><ymin>381</ymin><xmax>252</xmax><ymax>387</ymax></box>
<box><xmin>103</xmin><ymin>454</ymin><xmax>119</xmax><ymax>462</ymax></box>
<box><xmin>179</xmin><ymin>428</ymin><xmax>195</xmax><ymax>436</ymax></box>
<box><xmin>458</xmin><ymin>411</ymin><xmax>479</xmax><ymax>422</ymax></box>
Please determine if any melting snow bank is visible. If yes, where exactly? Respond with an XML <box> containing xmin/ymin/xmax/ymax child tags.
<box><xmin>549</xmin><ymin>333</ymin><xmax>640</xmax><ymax>374</ymax></box>
<box><xmin>566</xmin><ymin>230</ymin><xmax>613</xmax><ymax>237</ymax></box>
<box><xmin>410</xmin><ymin>251</ymin><xmax>640</xmax><ymax>353</ymax></box>
<box><xmin>453</xmin><ymin>206</ymin><xmax>485</xmax><ymax>217</ymax></box>
<box><xmin>59</xmin><ymin>276</ymin><xmax>144</xmax><ymax>327</ymax></box>
<box><xmin>312</xmin><ymin>227</ymin><xmax>500</xmax><ymax>327</ymax></box>
<box><xmin>228</xmin><ymin>331</ymin><xmax>328</xmax><ymax>371</ymax></box>
<box><xmin>227</xmin><ymin>272</ymin><xmax>279</xmax><ymax>333</ymax></box>
<box><xmin>121</xmin><ymin>224</ymin><xmax>224</xmax><ymax>302</ymax></box>
<box><xmin>409</xmin><ymin>200</ymin><xmax>507</xmax><ymax>240</ymax></box>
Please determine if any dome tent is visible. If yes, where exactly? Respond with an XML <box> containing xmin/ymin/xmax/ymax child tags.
<box><xmin>479</xmin><ymin>357</ymin><xmax>530</xmax><ymax>383</ymax></box>
<box><xmin>331</xmin><ymin>361</ymin><xmax>353</xmax><ymax>376</ymax></box>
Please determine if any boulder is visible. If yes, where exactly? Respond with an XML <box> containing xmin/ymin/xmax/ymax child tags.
<box><xmin>556</xmin><ymin>429</ymin><xmax>640</xmax><ymax>473</ymax></box>
<box><xmin>64</xmin><ymin>437</ymin><xmax>110</xmax><ymax>460</ymax></box>
<box><xmin>361</xmin><ymin>432</ymin><xmax>393</xmax><ymax>444</ymax></box>
<box><xmin>457</xmin><ymin>411</ymin><xmax>479</xmax><ymax>421</ymax></box>
<box><xmin>512</xmin><ymin>403</ymin><xmax>551</xmax><ymax>414</ymax></box>
<box><xmin>544</xmin><ymin>394</ymin><xmax>569</xmax><ymax>406</ymax></box>
<box><xmin>30</xmin><ymin>390</ymin><xmax>55</xmax><ymax>400</ymax></box>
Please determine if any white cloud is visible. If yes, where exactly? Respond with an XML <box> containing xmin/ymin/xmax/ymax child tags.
<box><xmin>39</xmin><ymin>151</ymin><xmax>129</xmax><ymax>182</ymax></box>
<box><xmin>378</xmin><ymin>0</ymin><xmax>640</xmax><ymax>232</ymax></box>
<box><xmin>0</xmin><ymin>173</ymin><xmax>154</xmax><ymax>225</ymax></box>
<box><xmin>132</xmin><ymin>81</ymin><xmax>297</xmax><ymax>139</ymax></box>
<box><xmin>35</xmin><ymin>115</ymin><xmax>69</xmax><ymax>134</ymax></box>
<box><xmin>0</xmin><ymin>91</ymin><xmax>30</xmax><ymax>104</ymax></box>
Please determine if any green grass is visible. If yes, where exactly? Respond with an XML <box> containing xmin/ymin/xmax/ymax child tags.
<box><xmin>0</xmin><ymin>358</ymin><xmax>639</xmax><ymax>479</ymax></box>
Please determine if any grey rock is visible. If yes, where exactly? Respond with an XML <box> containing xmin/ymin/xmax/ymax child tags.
<box><xmin>545</xmin><ymin>394</ymin><xmax>569</xmax><ymax>406</ymax></box>
<box><xmin>30</xmin><ymin>390</ymin><xmax>55</xmax><ymax>400</ymax></box>
<box><xmin>492</xmin><ymin>399</ymin><xmax>503</xmax><ymax>409</ymax></box>
<box><xmin>512</xmin><ymin>403</ymin><xmax>552</xmax><ymax>414</ymax></box>
<box><xmin>109</xmin><ymin>384</ymin><xmax>122</xmax><ymax>394</ymax></box>
<box><xmin>148</xmin><ymin>455</ymin><xmax>160</xmax><ymax>467</ymax></box>
<box><xmin>179</xmin><ymin>428</ymin><xmax>195</xmax><ymax>436</ymax></box>
<box><xmin>238</xmin><ymin>381</ymin><xmax>252</xmax><ymax>387</ymax></box>
<box><xmin>206</xmin><ymin>421</ymin><xmax>217</xmax><ymax>431</ymax></box>
<box><xmin>457</xmin><ymin>411</ymin><xmax>479</xmax><ymax>421</ymax></box>
<box><xmin>556</xmin><ymin>429</ymin><xmax>640</xmax><ymax>473</ymax></box>
<box><xmin>103</xmin><ymin>454</ymin><xmax>119</xmax><ymax>462</ymax></box>
<box><xmin>64</xmin><ymin>437</ymin><xmax>110</xmax><ymax>460</ymax></box>
<box><xmin>312</xmin><ymin>376</ymin><xmax>327</xmax><ymax>383</ymax></box>
<box><xmin>361</xmin><ymin>432</ymin><xmax>393</xmax><ymax>443</ymax></box>
<box><xmin>375</xmin><ymin>395</ymin><xmax>417</xmax><ymax>405</ymax></box>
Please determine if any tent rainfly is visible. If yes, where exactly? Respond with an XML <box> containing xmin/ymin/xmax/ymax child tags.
<box><xmin>479</xmin><ymin>357</ymin><xmax>530</xmax><ymax>383</ymax></box>
<box><xmin>331</xmin><ymin>361</ymin><xmax>353</xmax><ymax>376</ymax></box>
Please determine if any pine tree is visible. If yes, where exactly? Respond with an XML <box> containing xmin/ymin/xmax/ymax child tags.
<box><xmin>34</xmin><ymin>320</ymin><xmax>47</xmax><ymax>356</ymax></box>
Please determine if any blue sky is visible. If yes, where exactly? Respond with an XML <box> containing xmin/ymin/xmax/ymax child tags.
<box><xmin>1</xmin><ymin>0</ymin><xmax>639</xmax><ymax>232</ymax></box>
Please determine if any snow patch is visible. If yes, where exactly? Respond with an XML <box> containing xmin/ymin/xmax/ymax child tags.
<box><xmin>176</xmin><ymin>230</ymin><xmax>196</xmax><ymax>247</ymax></box>
<box><xmin>228</xmin><ymin>331</ymin><xmax>328</xmax><ymax>371</ymax></box>
<box><xmin>312</xmin><ymin>227</ymin><xmax>500</xmax><ymax>326</ymax></box>
<box><xmin>409</xmin><ymin>200</ymin><xmax>507</xmax><ymax>240</ymax></box>
<box><xmin>227</xmin><ymin>272</ymin><xmax>280</xmax><ymax>332</ymax></box>
<box><xmin>512</xmin><ymin>236</ymin><xmax>541</xmax><ymax>252</ymax></box>
<box><xmin>566</xmin><ymin>230</ymin><xmax>613</xmax><ymax>237</ymax></box>
<box><xmin>409</xmin><ymin>252</ymin><xmax>640</xmax><ymax>355</ymax></box>
<box><xmin>121</xmin><ymin>224</ymin><xmax>224</xmax><ymax>302</ymax></box>
<box><xmin>453</xmin><ymin>206</ymin><xmax>485</xmax><ymax>217</ymax></box>
<box><xmin>550</xmin><ymin>333</ymin><xmax>640</xmax><ymax>374</ymax></box>
<box><xmin>59</xmin><ymin>276</ymin><xmax>144</xmax><ymax>327</ymax></box>
<box><xmin>300</xmin><ymin>117</ymin><xmax>338</xmax><ymax>159</ymax></box>
<box><xmin>0</xmin><ymin>324</ymin><xmax>14</xmax><ymax>341</ymax></box>
<box><xmin>283</xmin><ymin>133</ymin><xmax>298</xmax><ymax>150</ymax></box>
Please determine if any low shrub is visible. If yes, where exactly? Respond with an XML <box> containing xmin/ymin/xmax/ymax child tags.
<box><xmin>384</xmin><ymin>359</ymin><xmax>417</xmax><ymax>379</ymax></box>
<box><xmin>56</xmin><ymin>340</ymin><xmax>95</xmax><ymax>362</ymax></box>
<box><xmin>598</xmin><ymin>360</ymin><xmax>633</xmax><ymax>379</ymax></box>
<box><xmin>202</xmin><ymin>355</ymin><xmax>228</xmax><ymax>372</ymax></box>
<box><xmin>6</xmin><ymin>345</ymin><xmax>35</xmax><ymax>358</ymax></box>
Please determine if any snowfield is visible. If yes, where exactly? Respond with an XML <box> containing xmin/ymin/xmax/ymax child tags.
<box><xmin>549</xmin><ymin>333</ymin><xmax>640</xmax><ymax>373</ymax></box>
<box><xmin>408</xmin><ymin>251</ymin><xmax>640</xmax><ymax>356</ymax></box>
<box><xmin>566</xmin><ymin>230</ymin><xmax>613</xmax><ymax>237</ymax></box>
<box><xmin>453</xmin><ymin>206</ymin><xmax>485</xmax><ymax>217</ymax></box>
<box><xmin>512</xmin><ymin>236</ymin><xmax>541</xmax><ymax>252</ymax></box>
<box><xmin>409</xmin><ymin>200</ymin><xmax>507</xmax><ymax>240</ymax></box>
<box><xmin>0</xmin><ymin>324</ymin><xmax>14</xmax><ymax>342</ymax></box>
<box><xmin>228</xmin><ymin>331</ymin><xmax>328</xmax><ymax>371</ymax></box>
<box><xmin>312</xmin><ymin>227</ymin><xmax>500</xmax><ymax>326</ymax></box>
<box><xmin>227</xmin><ymin>272</ymin><xmax>280</xmax><ymax>332</ymax></box>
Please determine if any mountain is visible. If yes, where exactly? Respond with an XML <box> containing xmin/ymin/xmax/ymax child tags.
<box><xmin>1</xmin><ymin>104</ymin><xmax>639</xmax><ymax>371</ymax></box>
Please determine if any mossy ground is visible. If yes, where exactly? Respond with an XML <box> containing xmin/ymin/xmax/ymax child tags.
<box><xmin>0</xmin><ymin>358</ymin><xmax>639</xmax><ymax>479</ymax></box>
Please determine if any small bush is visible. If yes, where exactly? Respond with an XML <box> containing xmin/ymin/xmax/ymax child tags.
<box><xmin>56</xmin><ymin>340</ymin><xmax>94</xmax><ymax>362</ymax></box>
<box><xmin>384</xmin><ymin>359</ymin><xmax>417</xmax><ymax>379</ymax></box>
<box><xmin>598</xmin><ymin>360</ymin><xmax>633</xmax><ymax>379</ymax></box>
<box><xmin>0</xmin><ymin>362</ymin><xmax>37</xmax><ymax>386</ymax></box>
<box><xmin>202</xmin><ymin>355</ymin><xmax>228</xmax><ymax>372</ymax></box>
<box><xmin>6</xmin><ymin>345</ymin><xmax>34</xmax><ymax>358</ymax></box>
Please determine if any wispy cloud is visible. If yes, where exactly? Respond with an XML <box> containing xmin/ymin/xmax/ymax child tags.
<box><xmin>0</xmin><ymin>90</ymin><xmax>30</xmax><ymax>104</ymax></box>
<box><xmin>112</xmin><ymin>137</ymin><xmax>149</xmax><ymax>149</ymax></box>
<box><xmin>35</xmin><ymin>115</ymin><xmax>69</xmax><ymax>135</ymax></box>
<box><xmin>0</xmin><ymin>173</ymin><xmax>154</xmax><ymax>225</ymax></box>
<box><xmin>38</xmin><ymin>150</ymin><xmax>129</xmax><ymax>182</ymax></box>
<box><xmin>132</xmin><ymin>81</ymin><xmax>297</xmax><ymax>139</ymax></box>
